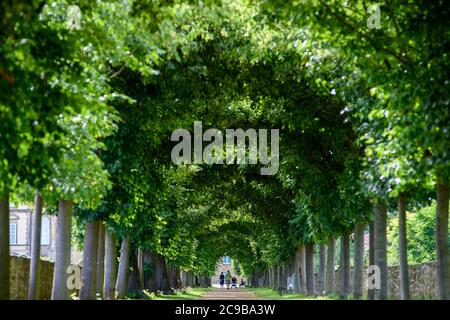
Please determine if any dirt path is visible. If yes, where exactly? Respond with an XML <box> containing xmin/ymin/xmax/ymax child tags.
<box><xmin>200</xmin><ymin>288</ymin><xmax>257</xmax><ymax>300</ymax></box>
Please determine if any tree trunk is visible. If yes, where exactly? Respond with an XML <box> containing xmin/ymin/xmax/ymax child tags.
<box><xmin>272</xmin><ymin>266</ymin><xmax>276</xmax><ymax>288</ymax></box>
<box><xmin>276</xmin><ymin>265</ymin><xmax>281</xmax><ymax>288</ymax></box>
<box><xmin>317</xmin><ymin>244</ymin><xmax>327</xmax><ymax>295</ymax></box>
<box><xmin>103</xmin><ymin>228</ymin><xmax>117</xmax><ymax>299</ymax></box>
<box><xmin>325</xmin><ymin>236</ymin><xmax>335</xmax><ymax>295</ymax></box>
<box><xmin>339</xmin><ymin>231</ymin><xmax>350</xmax><ymax>298</ymax></box>
<box><xmin>168</xmin><ymin>266</ymin><xmax>176</xmax><ymax>289</ymax></box>
<box><xmin>174</xmin><ymin>269</ymin><xmax>182</xmax><ymax>289</ymax></box>
<box><xmin>127</xmin><ymin>250</ymin><xmax>142</xmax><ymax>294</ymax></box>
<box><xmin>28</xmin><ymin>192</ymin><xmax>43</xmax><ymax>300</ymax></box>
<box><xmin>187</xmin><ymin>271</ymin><xmax>194</xmax><ymax>287</ymax></box>
<box><xmin>0</xmin><ymin>193</ymin><xmax>10</xmax><ymax>300</ymax></box>
<box><xmin>80</xmin><ymin>220</ymin><xmax>99</xmax><ymax>300</ymax></box>
<box><xmin>115</xmin><ymin>235</ymin><xmax>131</xmax><ymax>298</ymax></box>
<box><xmin>368</xmin><ymin>220</ymin><xmax>375</xmax><ymax>300</ymax></box>
<box><xmin>298</xmin><ymin>245</ymin><xmax>307</xmax><ymax>294</ymax></box>
<box><xmin>436</xmin><ymin>181</ymin><xmax>449</xmax><ymax>300</ymax></box>
<box><xmin>268</xmin><ymin>266</ymin><xmax>273</xmax><ymax>288</ymax></box>
<box><xmin>155</xmin><ymin>254</ymin><xmax>171</xmax><ymax>294</ymax></box>
<box><xmin>143</xmin><ymin>251</ymin><xmax>156</xmax><ymax>292</ymax></box>
<box><xmin>292</xmin><ymin>252</ymin><xmax>300</xmax><ymax>293</ymax></box>
<box><xmin>305</xmin><ymin>242</ymin><xmax>315</xmax><ymax>295</ymax></box>
<box><xmin>51</xmin><ymin>199</ymin><xmax>73</xmax><ymax>300</ymax></box>
<box><xmin>96</xmin><ymin>223</ymin><xmax>105</xmax><ymax>297</ymax></box>
<box><xmin>398</xmin><ymin>195</ymin><xmax>410</xmax><ymax>300</ymax></box>
<box><xmin>353</xmin><ymin>223</ymin><xmax>365</xmax><ymax>299</ymax></box>
<box><xmin>137</xmin><ymin>249</ymin><xmax>144</xmax><ymax>288</ymax></box>
<box><xmin>374</xmin><ymin>202</ymin><xmax>388</xmax><ymax>299</ymax></box>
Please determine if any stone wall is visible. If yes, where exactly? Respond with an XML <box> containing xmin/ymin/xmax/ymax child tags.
<box><xmin>388</xmin><ymin>262</ymin><xmax>436</xmax><ymax>298</ymax></box>
<box><xmin>329</xmin><ymin>261</ymin><xmax>437</xmax><ymax>299</ymax></box>
<box><xmin>10</xmin><ymin>256</ymin><xmax>54</xmax><ymax>300</ymax></box>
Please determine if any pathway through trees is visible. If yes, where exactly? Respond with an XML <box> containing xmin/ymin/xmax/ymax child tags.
<box><xmin>200</xmin><ymin>289</ymin><xmax>256</xmax><ymax>300</ymax></box>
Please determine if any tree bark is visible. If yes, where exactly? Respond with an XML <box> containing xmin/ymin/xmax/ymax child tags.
<box><xmin>51</xmin><ymin>199</ymin><xmax>73</xmax><ymax>300</ymax></box>
<box><xmin>143</xmin><ymin>251</ymin><xmax>156</xmax><ymax>292</ymax></box>
<box><xmin>325</xmin><ymin>236</ymin><xmax>335</xmax><ymax>295</ymax></box>
<box><xmin>127</xmin><ymin>250</ymin><xmax>142</xmax><ymax>294</ymax></box>
<box><xmin>174</xmin><ymin>268</ymin><xmax>182</xmax><ymax>289</ymax></box>
<box><xmin>436</xmin><ymin>181</ymin><xmax>450</xmax><ymax>300</ymax></box>
<box><xmin>374</xmin><ymin>202</ymin><xmax>389</xmax><ymax>299</ymax></box>
<box><xmin>115</xmin><ymin>235</ymin><xmax>131</xmax><ymax>298</ymax></box>
<box><xmin>305</xmin><ymin>242</ymin><xmax>315</xmax><ymax>295</ymax></box>
<box><xmin>368</xmin><ymin>220</ymin><xmax>375</xmax><ymax>300</ymax></box>
<box><xmin>339</xmin><ymin>232</ymin><xmax>351</xmax><ymax>298</ymax></box>
<box><xmin>155</xmin><ymin>254</ymin><xmax>171</xmax><ymax>294</ymax></box>
<box><xmin>96</xmin><ymin>223</ymin><xmax>105</xmax><ymax>297</ymax></box>
<box><xmin>292</xmin><ymin>251</ymin><xmax>300</xmax><ymax>293</ymax></box>
<box><xmin>187</xmin><ymin>271</ymin><xmax>194</xmax><ymax>287</ymax></box>
<box><xmin>103</xmin><ymin>228</ymin><xmax>117</xmax><ymax>299</ymax></box>
<box><xmin>268</xmin><ymin>266</ymin><xmax>273</xmax><ymax>288</ymax></box>
<box><xmin>353</xmin><ymin>223</ymin><xmax>365</xmax><ymax>299</ymax></box>
<box><xmin>276</xmin><ymin>265</ymin><xmax>281</xmax><ymax>288</ymax></box>
<box><xmin>137</xmin><ymin>249</ymin><xmax>144</xmax><ymax>288</ymax></box>
<box><xmin>298</xmin><ymin>244</ymin><xmax>307</xmax><ymax>294</ymax></box>
<box><xmin>398</xmin><ymin>195</ymin><xmax>410</xmax><ymax>300</ymax></box>
<box><xmin>80</xmin><ymin>220</ymin><xmax>99</xmax><ymax>300</ymax></box>
<box><xmin>28</xmin><ymin>192</ymin><xmax>43</xmax><ymax>300</ymax></box>
<box><xmin>317</xmin><ymin>243</ymin><xmax>327</xmax><ymax>295</ymax></box>
<box><xmin>0</xmin><ymin>193</ymin><xmax>10</xmax><ymax>300</ymax></box>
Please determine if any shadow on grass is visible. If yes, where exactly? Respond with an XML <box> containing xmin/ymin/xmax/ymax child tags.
<box><xmin>156</xmin><ymin>288</ymin><xmax>212</xmax><ymax>300</ymax></box>
<box><xmin>245</xmin><ymin>287</ymin><xmax>335</xmax><ymax>300</ymax></box>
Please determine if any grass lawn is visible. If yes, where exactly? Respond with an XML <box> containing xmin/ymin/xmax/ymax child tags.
<box><xmin>154</xmin><ymin>287</ymin><xmax>212</xmax><ymax>300</ymax></box>
<box><xmin>246</xmin><ymin>287</ymin><xmax>335</xmax><ymax>300</ymax></box>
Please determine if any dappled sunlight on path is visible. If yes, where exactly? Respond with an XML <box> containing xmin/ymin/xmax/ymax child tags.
<box><xmin>200</xmin><ymin>288</ymin><xmax>257</xmax><ymax>300</ymax></box>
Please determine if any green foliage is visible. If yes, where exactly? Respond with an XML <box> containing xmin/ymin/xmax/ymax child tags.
<box><xmin>388</xmin><ymin>202</ymin><xmax>449</xmax><ymax>265</ymax></box>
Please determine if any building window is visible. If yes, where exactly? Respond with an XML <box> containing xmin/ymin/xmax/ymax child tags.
<box><xmin>41</xmin><ymin>217</ymin><xmax>50</xmax><ymax>245</ymax></box>
<box><xmin>223</xmin><ymin>256</ymin><xmax>231</xmax><ymax>265</ymax></box>
<box><xmin>9</xmin><ymin>223</ymin><xmax>17</xmax><ymax>245</ymax></box>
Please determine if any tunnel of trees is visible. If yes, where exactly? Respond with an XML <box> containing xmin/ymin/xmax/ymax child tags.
<box><xmin>0</xmin><ymin>0</ymin><xmax>449</xmax><ymax>300</ymax></box>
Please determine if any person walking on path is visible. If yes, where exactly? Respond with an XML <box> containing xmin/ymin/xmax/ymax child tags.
<box><xmin>225</xmin><ymin>270</ymin><xmax>232</xmax><ymax>290</ymax></box>
<box><xmin>219</xmin><ymin>272</ymin><xmax>225</xmax><ymax>288</ymax></box>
